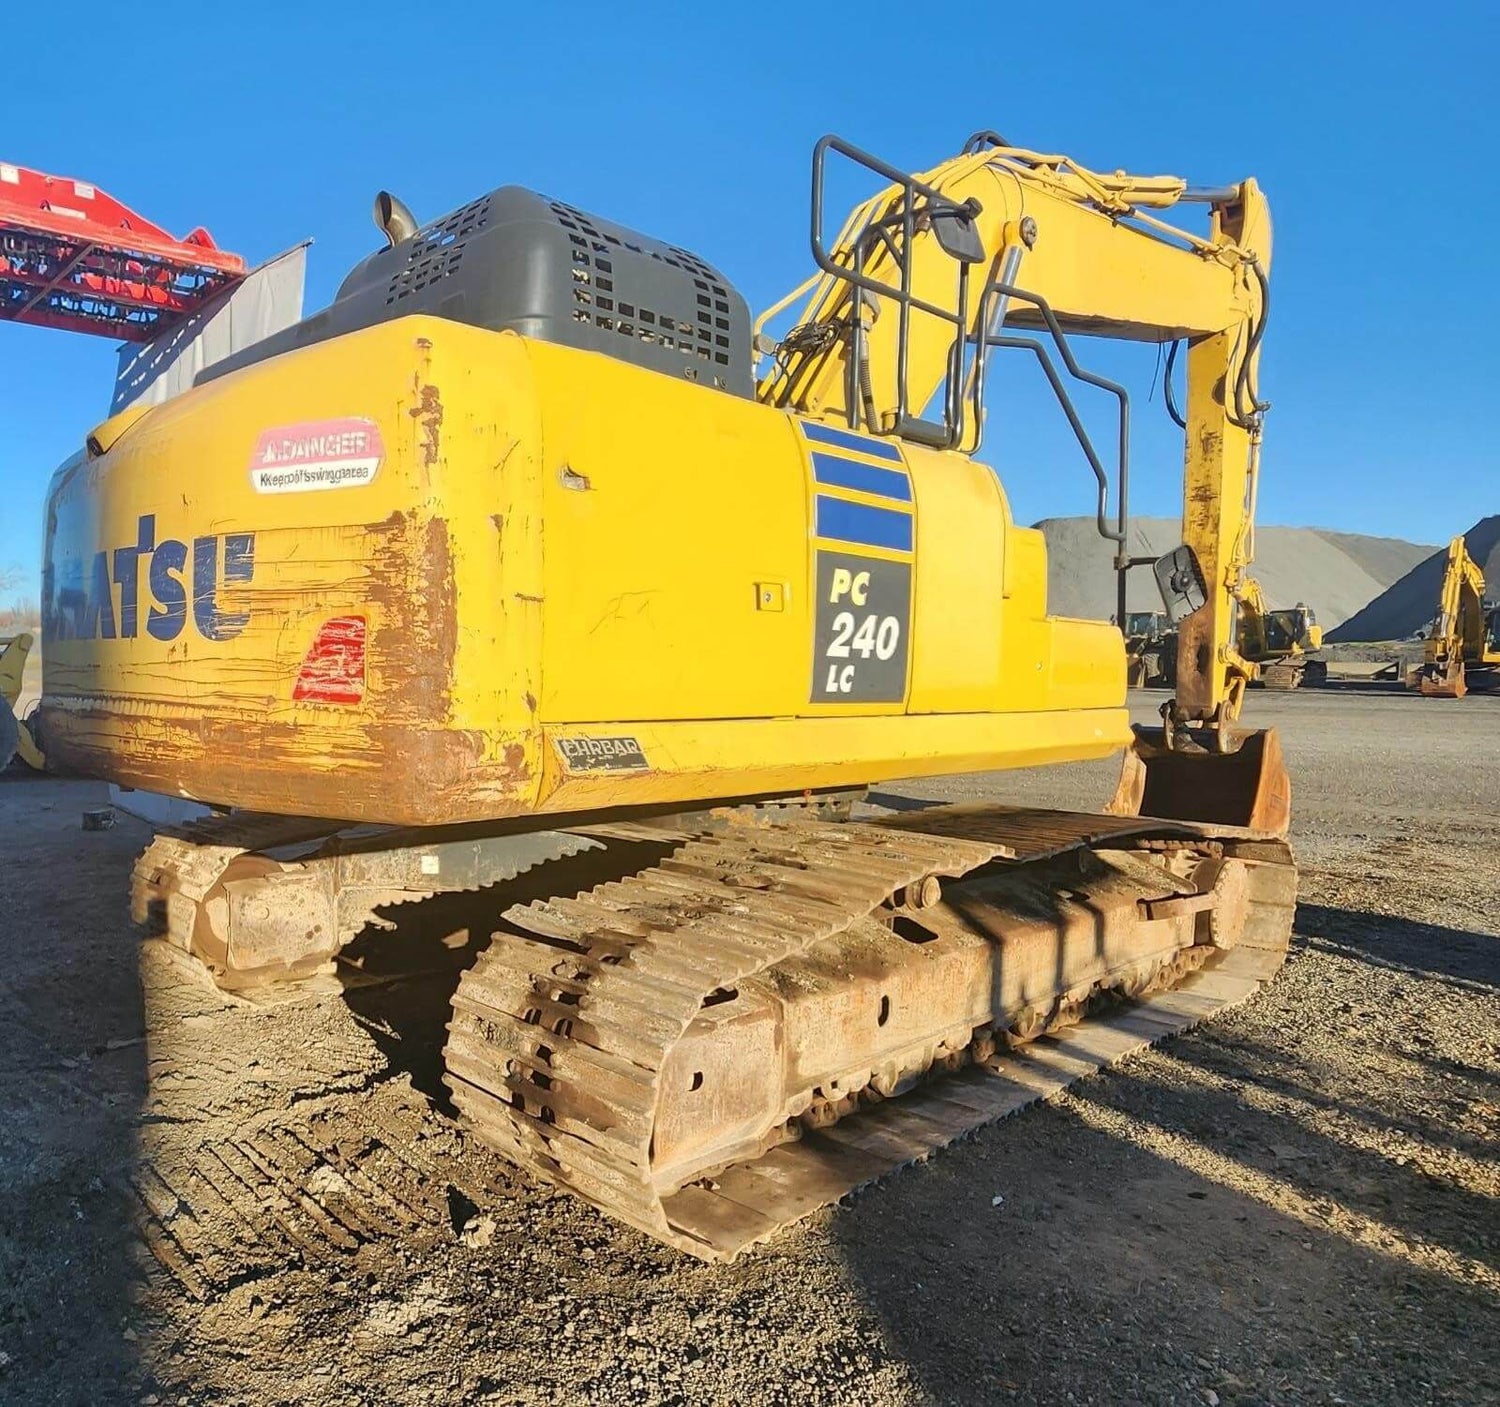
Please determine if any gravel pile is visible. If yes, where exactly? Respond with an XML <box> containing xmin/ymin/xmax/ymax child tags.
<box><xmin>1037</xmin><ymin>516</ymin><xmax>1435</xmax><ymax>628</ymax></box>
<box><xmin>1328</xmin><ymin>515</ymin><xmax>1500</xmax><ymax>642</ymax></box>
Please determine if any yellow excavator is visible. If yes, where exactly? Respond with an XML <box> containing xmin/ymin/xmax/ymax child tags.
<box><xmin>1126</xmin><ymin>584</ymin><xmax>1322</xmax><ymax>691</ymax></box>
<box><xmin>1122</xmin><ymin>611</ymin><xmax>1174</xmax><ymax>688</ymax></box>
<box><xmin>0</xmin><ymin>631</ymin><xmax>44</xmax><ymax>770</ymax></box>
<box><xmin>39</xmin><ymin>130</ymin><xmax>1296</xmax><ymax>1258</ymax></box>
<box><xmin>1413</xmin><ymin>535</ymin><xmax>1500</xmax><ymax>697</ymax></box>
<box><xmin>1237</xmin><ymin>579</ymin><xmax>1324</xmax><ymax>689</ymax></box>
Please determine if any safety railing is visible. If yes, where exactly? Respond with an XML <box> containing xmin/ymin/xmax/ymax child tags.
<box><xmin>800</xmin><ymin>133</ymin><xmax>1159</xmax><ymax>631</ymax></box>
<box><xmin>808</xmin><ymin>135</ymin><xmax>986</xmax><ymax>449</ymax></box>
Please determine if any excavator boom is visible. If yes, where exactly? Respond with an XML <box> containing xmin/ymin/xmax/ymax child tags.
<box><xmin>758</xmin><ymin>135</ymin><xmax>1271</xmax><ymax>739</ymax></box>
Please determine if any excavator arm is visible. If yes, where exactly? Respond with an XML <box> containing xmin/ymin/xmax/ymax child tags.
<box><xmin>757</xmin><ymin>135</ymin><xmax>1272</xmax><ymax>746</ymax></box>
<box><xmin>1418</xmin><ymin>536</ymin><xmax>1497</xmax><ymax>697</ymax></box>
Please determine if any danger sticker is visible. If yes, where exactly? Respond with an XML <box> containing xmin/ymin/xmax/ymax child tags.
<box><xmin>249</xmin><ymin>418</ymin><xmax>384</xmax><ymax>494</ymax></box>
<box><xmin>555</xmin><ymin>736</ymin><xmax>649</xmax><ymax>772</ymax></box>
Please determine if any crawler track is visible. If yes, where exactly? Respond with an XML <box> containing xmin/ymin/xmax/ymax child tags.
<box><xmin>445</xmin><ymin>805</ymin><xmax>1295</xmax><ymax>1258</ymax></box>
<box><xmin>132</xmin><ymin>813</ymin><xmax>596</xmax><ymax>987</ymax></box>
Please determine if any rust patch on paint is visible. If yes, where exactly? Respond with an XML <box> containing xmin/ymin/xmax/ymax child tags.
<box><xmin>503</xmin><ymin>741</ymin><xmax>528</xmax><ymax>778</ymax></box>
<box><xmin>410</xmin><ymin>383</ymin><xmax>444</xmax><ymax>466</ymax></box>
<box><xmin>366</xmin><ymin>513</ymin><xmax>457</xmax><ymax>724</ymax></box>
<box><xmin>44</xmin><ymin>709</ymin><xmax>530</xmax><ymax>827</ymax></box>
<box><xmin>43</xmin><ymin>509</ymin><xmax>488</xmax><ymax>825</ymax></box>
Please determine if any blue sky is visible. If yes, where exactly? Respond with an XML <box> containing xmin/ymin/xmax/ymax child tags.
<box><xmin>1</xmin><ymin>2</ymin><xmax>1494</xmax><ymax>603</ymax></box>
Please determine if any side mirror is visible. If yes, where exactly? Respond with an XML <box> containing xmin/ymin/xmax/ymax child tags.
<box><xmin>1153</xmin><ymin>544</ymin><xmax>1207</xmax><ymax>622</ymax></box>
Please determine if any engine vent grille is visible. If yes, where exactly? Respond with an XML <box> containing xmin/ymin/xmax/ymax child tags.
<box><xmin>200</xmin><ymin>185</ymin><xmax>753</xmax><ymax>398</ymax></box>
<box><xmin>550</xmin><ymin>199</ymin><xmax>734</xmax><ymax>370</ymax></box>
<box><xmin>386</xmin><ymin>196</ymin><xmax>493</xmax><ymax>303</ymax></box>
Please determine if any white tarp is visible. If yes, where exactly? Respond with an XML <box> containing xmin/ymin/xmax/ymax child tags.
<box><xmin>110</xmin><ymin>242</ymin><xmax>309</xmax><ymax>414</ymax></box>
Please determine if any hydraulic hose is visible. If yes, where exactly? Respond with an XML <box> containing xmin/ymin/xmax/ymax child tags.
<box><xmin>1164</xmin><ymin>339</ymin><xmax>1188</xmax><ymax>430</ymax></box>
<box><xmin>1230</xmin><ymin>259</ymin><xmax>1271</xmax><ymax>429</ymax></box>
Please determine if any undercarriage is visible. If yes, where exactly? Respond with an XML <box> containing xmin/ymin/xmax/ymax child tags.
<box><xmin>135</xmin><ymin>796</ymin><xmax>1295</xmax><ymax>1259</ymax></box>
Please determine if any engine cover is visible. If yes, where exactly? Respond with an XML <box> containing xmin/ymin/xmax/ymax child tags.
<box><xmin>203</xmin><ymin>186</ymin><xmax>752</xmax><ymax>396</ymax></box>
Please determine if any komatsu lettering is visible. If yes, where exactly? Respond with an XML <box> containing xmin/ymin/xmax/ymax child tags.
<box><xmin>45</xmin><ymin>513</ymin><xmax>254</xmax><ymax>643</ymax></box>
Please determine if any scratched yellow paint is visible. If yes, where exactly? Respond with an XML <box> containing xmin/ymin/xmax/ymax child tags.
<box><xmin>39</xmin><ymin>315</ymin><xmax>1127</xmax><ymax>826</ymax></box>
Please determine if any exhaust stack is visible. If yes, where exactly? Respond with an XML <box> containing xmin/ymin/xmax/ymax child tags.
<box><xmin>373</xmin><ymin>191</ymin><xmax>418</xmax><ymax>249</ymax></box>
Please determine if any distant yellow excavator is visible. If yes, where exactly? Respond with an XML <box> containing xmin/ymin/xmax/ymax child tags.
<box><xmin>39</xmin><ymin>129</ymin><xmax>1297</xmax><ymax>1258</ymax></box>
<box><xmin>1126</xmin><ymin>581</ymin><xmax>1323</xmax><ymax>690</ymax></box>
<box><xmin>1237</xmin><ymin>578</ymin><xmax>1324</xmax><ymax>689</ymax></box>
<box><xmin>0</xmin><ymin>632</ymin><xmax>44</xmax><ymax>771</ymax></box>
<box><xmin>1413</xmin><ymin>535</ymin><xmax>1500</xmax><ymax>697</ymax></box>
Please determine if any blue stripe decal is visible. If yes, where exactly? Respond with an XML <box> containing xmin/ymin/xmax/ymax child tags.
<box><xmin>799</xmin><ymin>420</ymin><xmax>904</xmax><ymax>463</ymax></box>
<box><xmin>815</xmin><ymin>495</ymin><xmax>913</xmax><ymax>553</ymax></box>
<box><xmin>811</xmin><ymin>452</ymin><xmax>912</xmax><ymax>503</ymax></box>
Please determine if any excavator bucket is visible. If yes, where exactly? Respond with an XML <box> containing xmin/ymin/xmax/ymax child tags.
<box><xmin>1107</xmin><ymin>726</ymin><xmax>1292</xmax><ymax>838</ymax></box>
<box><xmin>1418</xmin><ymin>658</ymin><xmax>1467</xmax><ymax>699</ymax></box>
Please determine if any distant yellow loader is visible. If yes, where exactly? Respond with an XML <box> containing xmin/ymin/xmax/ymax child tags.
<box><xmin>0</xmin><ymin>632</ymin><xmax>44</xmax><ymax>770</ymax></box>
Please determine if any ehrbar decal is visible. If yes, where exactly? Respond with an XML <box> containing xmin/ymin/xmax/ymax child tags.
<box><xmin>555</xmin><ymin>737</ymin><xmax>649</xmax><ymax>772</ymax></box>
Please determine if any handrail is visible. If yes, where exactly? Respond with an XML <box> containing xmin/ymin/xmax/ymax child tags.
<box><xmin>807</xmin><ymin>135</ymin><xmax>981</xmax><ymax>437</ymax></box>
<box><xmin>792</xmin><ymin>135</ymin><xmax>1149</xmax><ymax>630</ymax></box>
<box><xmin>968</xmin><ymin>278</ymin><xmax>1144</xmax><ymax>628</ymax></box>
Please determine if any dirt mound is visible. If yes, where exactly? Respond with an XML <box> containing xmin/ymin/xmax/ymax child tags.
<box><xmin>1328</xmin><ymin>516</ymin><xmax>1500</xmax><ymax>643</ymax></box>
<box><xmin>1037</xmin><ymin>517</ymin><xmax>1436</xmax><ymax>629</ymax></box>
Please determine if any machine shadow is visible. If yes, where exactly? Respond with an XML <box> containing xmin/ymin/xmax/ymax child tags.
<box><xmin>823</xmin><ymin>1022</ymin><xmax>1494</xmax><ymax>1407</ymax></box>
<box><xmin>864</xmin><ymin>790</ymin><xmax>943</xmax><ymax>812</ymax></box>
<box><xmin>0</xmin><ymin>775</ymin><xmax>152</xmax><ymax>1405</ymax></box>
<box><xmin>1294</xmin><ymin>902</ymin><xmax>1498</xmax><ymax>991</ymax></box>
<box><xmin>337</xmin><ymin>835</ymin><xmax>676</xmax><ymax>1111</ymax></box>
<box><xmin>817</xmin><ymin>885</ymin><xmax>1496</xmax><ymax>1405</ymax></box>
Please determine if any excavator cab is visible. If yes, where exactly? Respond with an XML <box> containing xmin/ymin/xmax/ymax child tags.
<box><xmin>1261</xmin><ymin>604</ymin><xmax>1320</xmax><ymax>654</ymax></box>
<box><xmin>1120</xmin><ymin>612</ymin><xmax>1177</xmax><ymax>688</ymax></box>
<box><xmin>757</xmin><ymin>133</ymin><xmax>1290</xmax><ymax>836</ymax></box>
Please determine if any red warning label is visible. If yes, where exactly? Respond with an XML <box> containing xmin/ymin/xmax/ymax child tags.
<box><xmin>249</xmin><ymin>418</ymin><xmax>384</xmax><ymax>494</ymax></box>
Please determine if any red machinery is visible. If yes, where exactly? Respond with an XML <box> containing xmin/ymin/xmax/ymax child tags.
<box><xmin>0</xmin><ymin>162</ymin><xmax>245</xmax><ymax>341</ymax></box>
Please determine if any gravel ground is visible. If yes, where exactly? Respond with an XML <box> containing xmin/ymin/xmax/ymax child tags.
<box><xmin>0</xmin><ymin>687</ymin><xmax>1496</xmax><ymax>1406</ymax></box>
